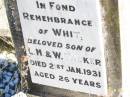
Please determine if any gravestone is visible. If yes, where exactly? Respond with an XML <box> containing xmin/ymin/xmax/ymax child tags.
<box><xmin>4</xmin><ymin>0</ymin><xmax>121</xmax><ymax>97</ymax></box>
